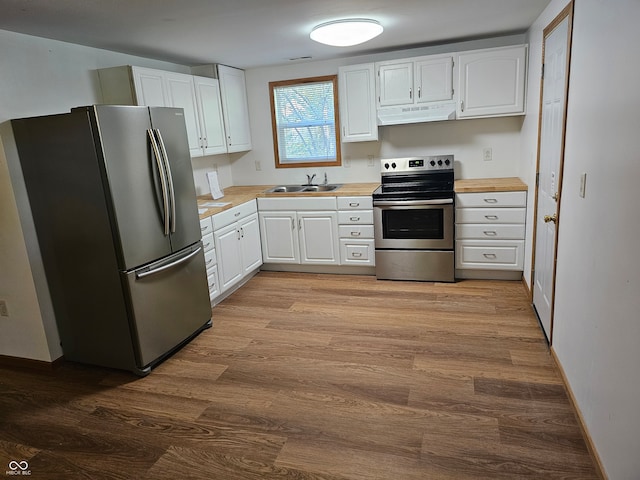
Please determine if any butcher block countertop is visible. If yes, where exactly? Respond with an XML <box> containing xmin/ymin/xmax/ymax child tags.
<box><xmin>197</xmin><ymin>183</ymin><xmax>379</xmax><ymax>218</ymax></box>
<box><xmin>454</xmin><ymin>177</ymin><xmax>527</xmax><ymax>193</ymax></box>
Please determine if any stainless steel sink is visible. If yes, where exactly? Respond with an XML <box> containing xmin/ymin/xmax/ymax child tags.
<box><xmin>265</xmin><ymin>184</ymin><xmax>342</xmax><ymax>193</ymax></box>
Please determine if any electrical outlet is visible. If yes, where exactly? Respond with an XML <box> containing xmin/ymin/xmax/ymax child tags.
<box><xmin>483</xmin><ymin>147</ymin><xmax>493</xmax><ymax>161</ymax></box>
<box><xmin>367</xmin><ymin>155</ymin><xmax>375</xmax><ymax>167</ymax></box>
<box><xmin>255</xmin><ymin>160</ymin><xmax>262</xmax><ymax>171</ymax></box>
<box><xmin>579</xmin><ymin>173</ymin><xmax>587</xmax><ymax>198</ymax></box>
<box><xmin>344</xmin><ymin>156</ymin><xmax>351</xmax><ymax>168</ymax></box>
<box><xmin>0</xmin><ymin>300</ymin><xmax>8</xmax><ymax>317</ymax></box>
<box><xmin>212</xmin><ymin>163</ymin><xmax>218</xmax><ymax>172</ymax></box>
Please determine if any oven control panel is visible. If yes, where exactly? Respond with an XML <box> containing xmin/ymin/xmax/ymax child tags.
<box><xmin>381</xmin><ymin>155</ymin><xmax>453</xmax><ymax>173</ymax></box>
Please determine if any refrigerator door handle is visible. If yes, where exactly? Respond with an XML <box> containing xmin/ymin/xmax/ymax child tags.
<box><xmin>136</xmin><ymin>246</ymin><xmax>202</xmax><ymax>279</ymax></box>
<box><xmin>155</xmin><ymin>129</ymin><xmax>177</xmax><ymax>234</ymax></box>
<box><xmin>147</xmin><ymin>129</ymin><xmax>170</xmax><ymax>236</ymax></box>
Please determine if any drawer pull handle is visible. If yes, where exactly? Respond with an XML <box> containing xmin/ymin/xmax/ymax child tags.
<box><xmin>484</xmin><ymin>198</ymin><xmax>498</xmax><ymax>203</ymax></box>
<box><xmin>200</xmin><ymin>226</ymin><xmax>208</xmax><ymax>232</ymax></box>
<box><xmin>203</xmin><ymin>242</ymin><xmax>211</xmax><ymax>249</ymax></box>
<box><xmin>483</xmin><ymin>253</ymin><xmax>497</xmax><ymax>259</ymax></box>
<box><xmin>485</xmin><ymin>215</ymin><xmax>499</xmax><ymax>220</ymax></box>
<box><xmin>234</xmin><ymin>212</ymin><xmax>241</xmax><ymax>217</ymax></box>
<box><xmin>206</xmin><ymin>258</ymin><xmax>213</xmax><ymax>265</ymax></box>
<box><xmin>352</xmin><ymin>252</ymin><xmax>363</xmax><ymax>257</ymax></box>
<box><xmin>350</xmin><ymin>216</ymin><xmax>360</xmax><ymax>222</ymax></box>
<box><xmin>483</xmin><ymin>231</ymin><xmax>498</xmax><ymax>236</ymax></box>
<box><xmin>351</xmin><ymin>231</ymin><xmax>361</xmax><ymax>236</ymax></box>
<box><xmin>349</xmin><ymin>202</ymin><xmax>360</xmax><ymax>207</ymax></box>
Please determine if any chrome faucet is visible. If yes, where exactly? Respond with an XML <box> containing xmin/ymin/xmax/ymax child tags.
<box><xmin>305</xmin><ymin>173</ymin><xmax>316</xmax><ymax>185</ymax></box>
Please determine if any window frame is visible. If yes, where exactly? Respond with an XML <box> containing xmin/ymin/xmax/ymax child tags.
<box><xmin>269</xmin><ymin>75</ymin><xmax>342</xmax><ymax>169</ymax></box>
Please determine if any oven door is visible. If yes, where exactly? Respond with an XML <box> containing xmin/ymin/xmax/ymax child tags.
<box><xmin>374</xmin><ymin>199</ymin><xmax>454</xmax><ymax>250</ymax></box>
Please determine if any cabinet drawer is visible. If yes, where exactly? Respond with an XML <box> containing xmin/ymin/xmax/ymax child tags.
<box><xmin>455</xmin><ymin>239</ymin><xmax>524</xmax><ymax>270</ymax></box>
<box><xmin>456</xmin><ymin>191</ymin><xmax>526</xmax><ymax>208</ymax></box>
<box><xmin>200</xmin><ymin>216</ymin><xmax>213</xmax><ymax>237</ymax></box>
<box><xmin>201</xmin><ymin>232</ymin><xmax>215</xmax><ymax>252</ymax></box>
<box><xmin>207</xmin><ymin>265</ymin><xmax>220</xmax><ymax>301</ymax></box>
<box><xmin>338</xmin><ymin>210</ymin><xmax>374</xmax><ymax>225</ymax></box>
<box><xmin>338</xmin><ymin>225</ymin><xmax>375</xmax><ymax>239</ymax></box>
<box><xmin>212</xmin><ymin>200</ymin><xmax>257</xmax><ymax>230</ymax></box>
<box><xmin>455</xmin><ymin>224</ymin><xmax>525</xmax><ymax>240</ymax></box>
<box><xmin>340</xmin><ymin>239</ymin><xmax>375</xmax><ymax>266</ymax></box>
<box><xmin>455</xmin><ymin>207</ymin><xmax>525</xmax><ymax>224</ymax></box>
<box><xmin>204</xmin><ymin>248</ymin><xmax>217</xmax><ymax>272</ymax></box>
<box><xmin>337</xmin><ymin>196</ymin><xmax>373</xmax><ymax>210</ymax></box>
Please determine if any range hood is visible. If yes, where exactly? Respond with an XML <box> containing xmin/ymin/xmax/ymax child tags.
<box><xmin>377</xmin><ymin>102</ymin><xmax>456</xmax><ymax>126</ymax></box>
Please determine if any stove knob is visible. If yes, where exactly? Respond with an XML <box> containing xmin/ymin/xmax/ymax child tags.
<box><xmin>445</xmin><ymin>159</ymin><xmax>451</xmax><ymax>166</ymax></box>
<box><xmin>437</xmin><ymin>159</ymin><xmax>443</xmax><ymax>166</ymax></box>
<box><xmin>391</xmin><ymin>162</ymin><xmax>397</xmax><ymax>169</ymax></box>
<box><xmin>430</xmin><ymin>160</ymin><xmax>436</xmax><ymax>167</ymax></box>
<box><xmin>384</xmin><ymin>163</ymin><xmax>389</xmax><ymax>170</ymax></box>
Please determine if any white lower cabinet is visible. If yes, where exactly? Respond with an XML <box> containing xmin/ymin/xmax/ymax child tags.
<box><xmin>258</xmin><ymin>197</ymin><xmax>340</xmax><ymax>267</ymax></box>
<box><xmin>209</xmin><ymin>200</ymin><xmax>262</xmax><ymax>300</ymax></box>
<box><xmin>200</xmin><ymin>216</ymin><xmax>219</xmax><ymax>303</ymax></box>
<box><xmin>455</xmin><ymin>191</ymin><xmax>527</xmax><ymax>278</ymax></box>
<box><xmin>337</xmin><ymin>196</ymin><xmax>375</xmax><ymax>266</ymax></box>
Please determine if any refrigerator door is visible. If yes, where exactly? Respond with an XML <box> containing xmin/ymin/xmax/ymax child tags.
<box><xmin>149</xmin><ymin>108</ymin><xmax>202</xmax><ymax>253</ymax></box>
<box><xmin>91</xmin><ymin>105</ymin><xmax>172</xmax><ymax>270</ymax></box>
<box><xmin>123</xmin><ymin>243</ymin><xmax>212</xmax><ymax>368</ymax></box>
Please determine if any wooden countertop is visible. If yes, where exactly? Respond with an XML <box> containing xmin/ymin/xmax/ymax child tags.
<box><xmin>197</xmin><ymin>179</ymin><xmax>528</xmax><ymax>218</ymax></box>
<box><xmin>197</xmin><ymin>183</ymin><xmax>380</xmax><ymax>218</ymax></box>
<box><xmin>454</xmin><ymin>177</ymin><xmax>527</xmax><ymax>193</ymax></box>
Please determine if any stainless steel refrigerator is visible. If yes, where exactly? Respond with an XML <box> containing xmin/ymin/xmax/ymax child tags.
<box><xmin>12</xmin><ymin>105</ymin><xmax>212</xmax><ymax>375</ymax></box>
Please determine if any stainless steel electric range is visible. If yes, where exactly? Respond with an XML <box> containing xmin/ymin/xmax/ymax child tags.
<box><xmin>373</xmin><ymin>155</ymin><xmax>455</xmax><ymax>282</ymax></box>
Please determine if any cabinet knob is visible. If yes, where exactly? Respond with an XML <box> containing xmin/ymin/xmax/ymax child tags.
<box><xmin>544</xmin><ymin>213</ymin><xmax>557</xmax><ymax>224</ymax></box>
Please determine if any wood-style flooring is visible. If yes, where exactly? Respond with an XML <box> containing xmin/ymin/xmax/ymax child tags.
<box><xmin>0</xmin><ymin>272</ymin><xmax>599</xmax><ymax>479</ymax></box>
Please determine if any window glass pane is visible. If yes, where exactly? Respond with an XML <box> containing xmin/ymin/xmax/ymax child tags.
<box><xmin>270</xmin><ymin>77</ymin><xmax>340</xmax><ymax>167</ymax></box>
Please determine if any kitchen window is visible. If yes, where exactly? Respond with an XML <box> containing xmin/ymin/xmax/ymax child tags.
<box><xmin>269</xmin><ymin>75</ymin><xmax>341</xmax><ymax>168</ymax></box>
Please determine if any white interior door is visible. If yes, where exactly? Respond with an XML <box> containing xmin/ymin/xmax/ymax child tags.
<box><xmin>533</xmin><ymin>7</ymin><xmax>573</xmax><ymax>343</ymax></box>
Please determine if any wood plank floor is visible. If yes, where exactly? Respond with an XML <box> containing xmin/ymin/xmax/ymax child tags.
<box><xmin>0</xmin><ymin>272</ymin><xmax>599</xmax><ymax>479</ymax></box>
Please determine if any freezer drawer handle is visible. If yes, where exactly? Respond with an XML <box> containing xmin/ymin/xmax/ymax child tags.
<box><xmin>147</xmin><ymin>129</ymin><xmax>170</xmax><ymax>236</ymax></box>
<box><xmin>136</xmin><ymin>247</ymin><xmax>202</xmax><ymax>279</ymax></box>
<box><xmin>155</xmin><ymin>129</ymin><xmax>177</xmax><ymax>234</ymax></box>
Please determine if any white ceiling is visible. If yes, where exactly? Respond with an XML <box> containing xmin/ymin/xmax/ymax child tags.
<box><xmin>0</xmin><ymin>0</ymin><xmax>551</xmax><ymax>69</ymax></box>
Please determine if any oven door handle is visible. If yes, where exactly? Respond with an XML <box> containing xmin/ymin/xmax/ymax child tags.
<box><xmin>373</xmin><ymin>198</ymin><xmax>454</xmax><ymax>206</ymax></box>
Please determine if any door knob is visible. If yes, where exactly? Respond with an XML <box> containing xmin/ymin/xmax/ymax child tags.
<box><xmin>544</xmin><ymin>213</ymin><xmax>557</xmax><ymax>224</ymax></box>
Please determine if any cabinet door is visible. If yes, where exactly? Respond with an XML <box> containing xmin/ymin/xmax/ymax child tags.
<box><xmin>214</xmin><ymin>223</ymin><xmax>243</xmax><ymax>292</ymax></box>
<box><xmin>259</xmin><ymin>211</ymin><xmax>299</xmax><ymax>264</ymax></box>
<box><xmin>194</xmin><ymin>76</ymin><xmax>227</xmax><ymax>156</ymax></box>
<box><xmin>217</xmin><ymin>65</ymin><xmax>252</xmax><ymax>152</ymax></box>
<box><xmin>298</xmin><ymin>211</ymin><xmax>339</xmax><ymax>265</ymax></box>
<box><xmin>377</xmin><ymin>61</ymin><xmax>413</xmax><ymax>107</ymax></box>
<box><xmin>164</xmin><ymin>72</ymin><xmax>203</xmax><ymax>156</ymax></box>
<box><xmin>458</xmin><ymin>45</ymin><xmax>527</xmax><ymax>118</ymax></box>
<box><xmin>131</xmin><ymin>66</ymin><xmax>168</xmax><ymax>107</ymax></box>
<box><xmin>338</xmin><ymin>64</ymin><xmax>378</xmax><ymax>142</ymax></box>
<box><xmin>239</xmin><ymin>213</ymin><xmax>263</xmax><ymax>273</ymax></box>
<box><xmin>415</xmin><ymin>56</ymin><xmax>453</xmax><ymax>103</ymax></box>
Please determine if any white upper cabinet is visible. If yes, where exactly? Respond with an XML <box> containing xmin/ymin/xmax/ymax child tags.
<box><xmin>377</xmin><ymin>61</ymin><xmax>414</xmax><ymax>107</ymax></box>
<box><xmin>338</xmin><ymin>63</ymin><xmax>378</xmax><ymax>142</ymax></box>
<box><xmin>98</xmin><ymin>65</ymin><xmax>229</xmax><ymax>157</ymax></box>
<box><xmin>216</xmin><ymin>65</ymin><xmax>252</xmax><ymax>153</ymax></box>
<box><xmin>164</xmin><ymin>72</ymin><xmax>202</xmax><ymax>156</ymax></box>
<box><xmin>415</xmin><ymin>56</ymin><xmax>454</xmax><ymax>103</ymax></box>
<box><xmin>457</xmin><ymin>45</ymin><xmax>527</xmax><ymax>118</ymax></box>
<box><xmin>131</xmin><ymin>67</ymin><xmax>167</xmax><ymax>107</ymax></box>
<box><xmin>193</xmin><ymin>76</ymin><xmax>227</xmax><ymax>156</ymax></box>
<box><xmin>377</xmin><ymin>54</ymin><xmax>454</xmax><ymax>108</ymax></box>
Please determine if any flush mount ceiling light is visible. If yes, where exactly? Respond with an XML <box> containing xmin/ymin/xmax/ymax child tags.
<box><xmin>310</xmin><ymin>19</ymin><xmax>383</xmax><ymax>47</ymax></box>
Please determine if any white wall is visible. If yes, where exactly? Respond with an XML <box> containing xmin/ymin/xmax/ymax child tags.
<box><xmin>0</xmin><ymin>30</ymin><xmax>224</xmax><ymax>361</ymax></box>
<box><xmin>523</xmin><ymin>1</ymin><xmax>640</xmax><ymax>478</ymax></box>
<box><xmin>233</xmin><ymin>36</ymin><xmax>527</xmax><ymax>186</ymax></box>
